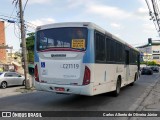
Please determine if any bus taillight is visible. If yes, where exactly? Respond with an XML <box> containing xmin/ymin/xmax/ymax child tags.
<box><xmin>34</xmin><ymin>64</ymin><xmax>39</xmax><ymax>82</ymax></box>
<box><xmin>83</xmin><ymin>66</ymin><xmax>90</xmax><ymax>85</ymax></box>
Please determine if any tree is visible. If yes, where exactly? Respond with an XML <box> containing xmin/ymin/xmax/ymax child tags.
<box><xmin>26</xmin><ymin>32</ymin><xmax>34</xmax><ymax>51</ymax></box>
<box><xmin>14</xmin><ymin>51</ymin><xmax>21</xmax><ymax>60</ymax></box>
<box><xmin>26</xmin><ymin>32</ymin><xmax>34</xmax><ymax>63</ymax></box>
<box><xmin>15</xmin><ymin>51</ymin><xmax>21</xmax><ymax>57</ymax></box>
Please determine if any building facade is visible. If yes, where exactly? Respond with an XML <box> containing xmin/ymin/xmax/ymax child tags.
<box><xmin>0</xmin><ymin>21</ymin><xmax>7</xmax><ymax>63</ymax></box>
<box><xmin>137</xmin><ymin>40</ymin><xmax>160</xmax><ymax>64</ymax></box>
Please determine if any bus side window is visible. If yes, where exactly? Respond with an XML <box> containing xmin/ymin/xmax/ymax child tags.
<box><xmin>95</xmin><ymin>32</ymin><xmax>105</xmax><ymax>62</ymax></box>
<box><xmin>125</xmin><ymin>50</ymin><xmax>129</xmax><ymax>65</ymax></box>
<box><xmin>110</xmin><ymin>39</ymin><xmax>116</xmax><ymax>62</ymax></box>
<box><xmin>106</xmin><ymin>37</ymin><xmax>111</xmax><ymax>62</ymax></box>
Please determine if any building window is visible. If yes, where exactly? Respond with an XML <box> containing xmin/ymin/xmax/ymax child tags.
<box><xmin>153</xmin><ymin>50</ymin><xmax>160</xmax><ymax>53</ymax></box>
<box><xmin>153</xmin><ymin>56</ymin><xmax>159</xmax><ymax>59</ymax></box>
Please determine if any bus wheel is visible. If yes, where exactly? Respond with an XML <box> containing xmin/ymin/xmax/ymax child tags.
<box><xmin>112</xmin><ymin>79</ymin><xmax>121</xmax><ymax>97</ymax></box>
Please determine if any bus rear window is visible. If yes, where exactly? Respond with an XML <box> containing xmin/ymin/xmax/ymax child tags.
<box><xmin>37</xmin><ymin>27</ymin><xmax>88</xmax><ymax>51</ymax></box>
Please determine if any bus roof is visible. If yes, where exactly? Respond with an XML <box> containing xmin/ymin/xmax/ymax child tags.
<box><xmin>36</xmin><ymin>22</ymin><xmax>139</xmax><ymax>52</ymax></box>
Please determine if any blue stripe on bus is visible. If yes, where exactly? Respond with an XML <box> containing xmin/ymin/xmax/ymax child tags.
<box><xmin>34</xmin><ymin>52</ymin><xmax>39</xmax><ymax>62</ymax></box>
<box><xmin>83</xmin><ymin>29</ymin><xmax>95</xmax><ymax>63</ymax></box>
<box><xmin>34</xmin><ymin>33</ymin><xmax>39</xmax><ymax>62</ymax></box>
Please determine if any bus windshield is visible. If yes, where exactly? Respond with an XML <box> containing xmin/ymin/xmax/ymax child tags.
<box><xmin>37</xmin><ymin>27</ymin><xmax>88</xmax><ymax>51</ymax></box>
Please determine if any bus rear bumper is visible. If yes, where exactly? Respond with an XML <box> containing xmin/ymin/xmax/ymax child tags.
<box><xmin>35</xmin><ymin>81</ymin><xmax>94</xmax><ymax>96</ymax></box>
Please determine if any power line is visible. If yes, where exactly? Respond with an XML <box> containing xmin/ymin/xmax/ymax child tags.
<box><xmin>0</xmin><ymin>2</ymin><xmax>17</xmax><ymax>38</ymax></box>
<box><xmin>153</xmin><ymin>20</ymin><xmax>159</xmax><ymax>32</ymax></box>
<box><xmin>145</xmin><ymin>0</ymin><xmax>160</xmax><ymax>35</ymax></box>
<box><xmin>14</xmin><ymin>23</ymin><xmax>21</xmax><ymax>39</ymax></box>
<box><xmin>145</xmin><ymin>0</ymin><xmax>152</xmax><ymax>12</ymax></box>
<box><xmin>0</xmin><ymin>14</ymin><xmax>19</xmax><ymax>22</ymax></box>
<box><xmin>0</xmin><ymin>0</ymin><xmax>35</xmax><ymax>46</ymax></box>
<box><xmin>152</xmin><ymin>0</ymin><xmax>160</xmax><ymax>31</ymax></box>
<box><xmin>145</xmin><ymin>0</ymin><xmax>156</xmax><ymax>26</ymax></box>
<box><xmin>23</xmin><ymin>0</ymin><xmax>29</xmax><ymax>12</ymax></box>
<box><xmin>155</xmin><ymin>0</ymin><xmax>160</xmax><ymax>14</ymax></box>
<box><xmin>0</xmin><ymin>13</ymin><xmax>37</xmax><ymax>28</ymax></box>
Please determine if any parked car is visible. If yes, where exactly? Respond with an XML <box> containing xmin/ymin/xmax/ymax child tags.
<box><xmin>141</xmin><ymin>67</ymin><xmax>153</xmax><ymax>75</ymax></box>
<box><xmin>150</xmin><ymin>66</ymin><xmax>159</xmax><ymax>72</ymax></box>
<box><xmin>0</xmin><ymin>72</ymin><xmax>25</xmax><ymax>89</ymax></box>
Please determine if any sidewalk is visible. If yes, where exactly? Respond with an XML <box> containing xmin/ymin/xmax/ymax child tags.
<box><xmin>0</xmin><ymin>86</ymin><xmax>36</xmax><ymax>98</ymax></box>
<box><xmin>141</xmin><ymin>80</ymin><xmax>160</xmax><ymax>111</ymax></box>
<box><xmin>0</xmin><ymin>86</ymin><xmax>23</xmax><ymax>98</ymax></box>
<box><xmin>131</xmin><ymin>75</ymin><xmax>160</xmax><ymax>120</ymax></box>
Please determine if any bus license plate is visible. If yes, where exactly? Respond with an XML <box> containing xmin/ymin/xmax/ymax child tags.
<box><xmin>61</xmin><ymin>64</ymin><xmax>79</xmax><ymax>69</ymax></box>
<box><xmin>55</xmin><ymin>87</ymin><xmax>65</xmax><ymax>92</ymax></box>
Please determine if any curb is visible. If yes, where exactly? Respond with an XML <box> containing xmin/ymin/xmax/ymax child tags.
<box><xmin>15</xmin><ymin>87</ymin><xmax>36</xmax><ymax>93</ymax></box>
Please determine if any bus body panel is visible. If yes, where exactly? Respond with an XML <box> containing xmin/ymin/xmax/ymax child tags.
<box><xmin>34</xmin><ymin>81</ymin><xmax>94</xmax><ymax>96</ymax></box>
<box><xmin>92</xmin><ymin>64</ymin><xmax>138</xmax><ymax>95</ymax></box>
<box><xmin>37</xmin><ymin>51</ymin><xmax>85</xmax><ymax>85</ymax></box>
<box><xmin>93</xmin><ymin>64</ymin><xmax>123</xmax><ymax>95</ymax></box>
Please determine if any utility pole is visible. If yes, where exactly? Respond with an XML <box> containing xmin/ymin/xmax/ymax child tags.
<box><xmin>19</xmin><ymin>0</ymin><xmax>30</xmax><ymax>89</ymax></box>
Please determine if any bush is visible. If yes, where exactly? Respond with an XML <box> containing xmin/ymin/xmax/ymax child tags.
<box><xmin>140</xmin><ymin>61</ymin><xmax>157</xmax><ymax>66</ymax></box>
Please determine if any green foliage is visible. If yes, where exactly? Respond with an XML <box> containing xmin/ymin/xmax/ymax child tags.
<box><xmin>148</xmin><ymin>61</ymin><xmax>157</xmax><ymax>66</ymax></box>
<box><xmin>15</xmin><ymin>51</ymin><xmax>21</xmax><ymax>57</ymax></box>
<box><xmin>27</xmin><ymin>51</ymin><xmax>34</xmax><ymax>63</ymax></box>
<box><xmin>140</xmin><ymin>61</ymin><xmax>157</xmax><ymax>66</ymax></box>
<box><xmin>26</xmin><ymin>32</ymin><xmax>35</xmax><ymax>63</ymax></box>
<box><xmin>26</xmin><ymin>32</ymin><xmax>35</xmax><ymax>51</ymax></box>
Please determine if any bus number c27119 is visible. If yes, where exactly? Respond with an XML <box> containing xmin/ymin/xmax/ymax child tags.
<box><xmin>61</xmin><ymin>64</ymin><xmax>79</xmax><ymax>69</ymax></box>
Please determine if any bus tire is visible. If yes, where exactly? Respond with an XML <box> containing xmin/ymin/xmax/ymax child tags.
<box><xmin>130</xmin><ymin>73</ymin><xmax>137</xmax><ymax>86</ymax></box>
<box><xmin>112</xmin><ymin>78</ymin><xmax>121</xmax><ymax>97</ymax></box>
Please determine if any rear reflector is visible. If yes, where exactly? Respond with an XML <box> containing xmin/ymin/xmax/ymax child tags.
<box><xmin>83</xmin><ymin>66</ymin><xmax>91</xmax><ymax>85</ymax></box>
<box><xmin>34</xmin><ymin>64</ymin><xmax>39</xmax><ymax>82</ymax></box>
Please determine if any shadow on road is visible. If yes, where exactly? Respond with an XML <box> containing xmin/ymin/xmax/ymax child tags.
<box><xmin>43</xmin><ymin>84</ymin><xmax>136</xmax><ymax>110</ymax></box>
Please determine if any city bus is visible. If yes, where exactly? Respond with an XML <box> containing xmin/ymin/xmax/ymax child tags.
<box><xmin>34</xmin><ymin>22</ymin><xmax>140</xmax><ymax>96</ymax></box>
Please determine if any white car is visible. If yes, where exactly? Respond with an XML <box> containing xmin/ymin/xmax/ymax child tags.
<box><xmin>0</xmin><ymin>72</ymin><xmax>25</xmax><ymax>89</ymax></box>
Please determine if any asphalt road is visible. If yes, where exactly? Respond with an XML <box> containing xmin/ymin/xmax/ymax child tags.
<box><xmin>0</xmin><ymin>73</ymin><xmax>159</xmax><ymax>120</ymax></box>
